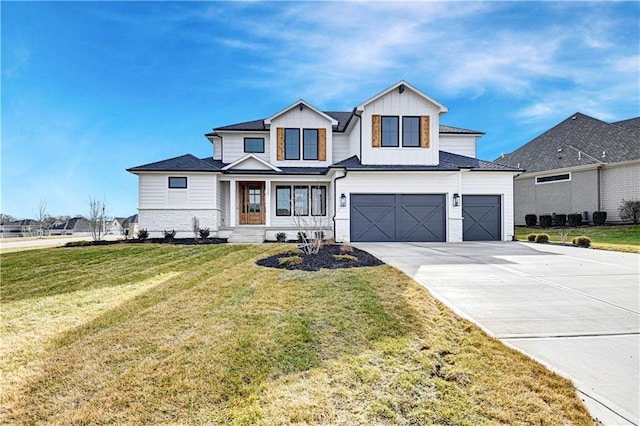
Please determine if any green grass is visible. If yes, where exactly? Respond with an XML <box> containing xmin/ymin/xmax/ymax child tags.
<box><xmin>1</xmin><ymin>244</ymin><xmax>594</xmax><ymax>424</ymax></box>
<box><xmin>515</xmin><ymin>224</ymin><xmax>640</xmax><ymax>252</ymax></box>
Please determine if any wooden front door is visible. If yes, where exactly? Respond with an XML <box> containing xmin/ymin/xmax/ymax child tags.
<box><xmin>238</xmin><ymin>182</ymin><xmax>265</xmax><ymax>225</ymax></box>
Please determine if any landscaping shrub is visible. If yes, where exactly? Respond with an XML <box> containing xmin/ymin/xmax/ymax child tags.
<box><xmin>64</xmin><ymin>240</ymin><xmax>93</xmax><ymax>247</ymax></box>
<box><xmin>554</xmin><ymin>214</ymin><xmax>567</xmax><ymax>227</ymax></box>
<box><xmin>573</xmin><ymin>236</ymin><xmax>592</xmax><ymax>247</ymax></box>
<box><xmin>275</xmin><ymin>232</ymin><xmax>287</xmax><ymax>242</ymax></box>
<box><xmin>332</xmin><ymin>254</ymin><xmax>358</xmax><ymax>262</ymax></box>
<box><xmin>568</xmin><ymin>213</ymin><xmax>582</xmax><ymax>227</ymax></box>
<box><xmin>525</xmin><ymin>214</ymin><xmax>537</xmax><ymax>227</ymax></box>
<box><xmin>535</xmin><ymin>233</ymin><xmax>550</xmax><ymax>243</ymax></box>
<box><xmin>592</xmin><ymin>211</ymin><xmax>607</xmax><ymax>226</ymax></box>
<box><xmin>618</xmin><ymin>199</ymin><xmax>640</xmax><ymax>224</ymax></box>
<box><xmin>539</xmin><ymin>215</ymin><xmax>552</xmax><ymax>228</ymax></box>
<box><xmin>297</xmin><ymin>231</ymin><xmax>307</xmax><ymax>242</ymax></box>
<box><xmin>526</xmin><ymin>233</ymin><xmax>537</xmax><ymax>242</ymax></box>
<box><xmin>199</xmin><ymin>228</ymin><xmax>210</xmax><ymax>239</ymax></box>
<box><xmin>136</xmin><ymin>229</ymin><xmax>149</xmax><ymax>240</ymax></box>
<box><xmin>278</xmin><ymin>255</ymin><xmax>303</xmax><ymax>265</ymax></box>
<box><xmin>163</xmin><ymin>230</ymin><xmax>176</xmax><ymax>241</ymax></box>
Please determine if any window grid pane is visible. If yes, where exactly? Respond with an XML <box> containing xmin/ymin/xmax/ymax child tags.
<box><xmin>285</xmin><ymin>129</ymin><xmax>300</xmax><ymax>160</ymax></box>
<box><xmin>303</xmin><ymin>129</ymin><xmax>319</xmax><ymax>160</ymax></box>
<box><xmin>311</xmin><ymin>186</ymin><xmax>326</xmax><ymax>216</ymax></box>
<box><xmin>168</xmin><ymin>177</ymin><xmax>187</xmax><ymax>188</ymax></box>
<box><xmin>402</xmin><ymin>117</ymin><xmax>420</xmax><ymax>147</ymax></box>
<box><xmin>294</xmin><ymin>186</ymin><xmax>309</xmax><ymax>216</ymax></box>
<box><xmin>381</xmin><ymin>116</ymin><xmax>399</xmax><ymax>147</ymax></box>
<box><xmin>276</xmin><ymin>186</ymin><xmax>291</xmax><ymax>216</ymax></box>
<box><xmin>244</xmin><ymin>138</ymin><xmax>265</xmax><ymax>153</ymax></box>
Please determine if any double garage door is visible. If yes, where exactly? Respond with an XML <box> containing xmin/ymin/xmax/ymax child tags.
<box><xmin>350</xmin><ymin>194</ymin><xmax>501</xmax><ymax>242</ymax></box>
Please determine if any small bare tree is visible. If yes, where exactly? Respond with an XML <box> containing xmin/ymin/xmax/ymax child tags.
<box><xmin>34</xmin><ymin>199</ymin><xmax>50</xmax><ymax>238</ymax></box>
<box><xmin>87</xmin><ymin>197</ymin><xmax>112</xmax><ymax>241</ymax></box>
<box><xmin>291</xmin><ymin>188</ymin><xmax>327</xmax><ymax>255</ymax></box>
<box><xmin>619</xmin><ymin>199</ymin><xmax>640</xmax><ymax>224</ymax></box>
<box><xmin>192</xmin><ymin>216</ymin><xmax>200</xmax><ymax>241</ymax></box>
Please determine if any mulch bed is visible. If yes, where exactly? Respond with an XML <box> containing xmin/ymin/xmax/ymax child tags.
<box><xmin>256</xmin><ymin>244</ymin><xmax>384</xmax><ymax>271</ymax></box>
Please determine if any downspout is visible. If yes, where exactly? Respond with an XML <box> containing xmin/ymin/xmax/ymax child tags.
<box><xmin>354</xmin><ymin>110</ymin><xmax>363</xmax><ymax>161</ymax></box>
<box><xmin>332</xmin><ymin>168</ymin><xmax>348</xmax><ymax>241</ymax></box>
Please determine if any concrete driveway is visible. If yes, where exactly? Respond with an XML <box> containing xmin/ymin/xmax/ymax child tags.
<box><xmin>355</xmin><ymin>241</ymin><xmax>639</xmax><ymax>426</ymax></box>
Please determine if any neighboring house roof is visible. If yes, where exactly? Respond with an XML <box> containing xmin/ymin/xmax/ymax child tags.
<box><xmin>208</xmin><ymin>113</ymin><xmax>480</xmax><ymax>136</ymax></box>
<box><xmin>127</xmin><ymin>154</ymin><xmax>225</xmax><ymax>172</ymax></box>
<box><xmin>51</xmin><ymin>217</ymin><xmax>93</xmax><ymax>232</ymax></box>
<box><xmin>497</xmin><ymin>112</ymin><xmax>640</xmax><ymax>173</ymax></box>
<box><xmin>331</xmin><ymin>152</ymin><xmax>521</xmax><ymax>172</ymax></box>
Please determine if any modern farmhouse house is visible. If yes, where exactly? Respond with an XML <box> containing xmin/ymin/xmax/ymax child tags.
<box><xmin>128</xmin><ymin>81</ymin><xmax>520</xmax><ymax>243</ymax></box>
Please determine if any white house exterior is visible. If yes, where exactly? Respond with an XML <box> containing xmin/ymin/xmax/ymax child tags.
<box><xmin>128</xmin><ymin>81</ymin><xmax>520</xmax><ymax>243</ymax></box>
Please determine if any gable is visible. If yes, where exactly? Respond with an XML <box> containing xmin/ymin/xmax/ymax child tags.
<box><xmin>222</xmin><ymin>154</ymin><xmax>281</xmax><ymax>171</ymax></box>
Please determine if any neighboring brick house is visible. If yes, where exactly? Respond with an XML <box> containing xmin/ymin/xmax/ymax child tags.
<box><xmin>497</xmin><ymin>113</ymin><xmax>640</xmax><ymax>224</ymax></box>
<box><xmin>128</xmin><ymin>81</ymin><xmax>520</xmax><ymax>242</ymax></box>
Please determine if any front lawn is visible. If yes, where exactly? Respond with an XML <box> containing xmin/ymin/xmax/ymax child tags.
<box><xmin>515</xmin><ymin>224</ymin><xmax>640</xmax><ymax>253</ymax></box>
<box><xmin>1</xmin><ymin>244</ymin><xmax>593</xmax><ymax>424</ymax></box>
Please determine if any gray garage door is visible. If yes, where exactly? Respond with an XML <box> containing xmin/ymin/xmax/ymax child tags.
<box><xmin>350</xmin><ymin>194</ymin><xmax>446</xmax><ymax>242</ymax></box>
<box><xmin>463</xmin><ymin>195</ymin><xmax>501</xmax><ymax>241</ymax></box>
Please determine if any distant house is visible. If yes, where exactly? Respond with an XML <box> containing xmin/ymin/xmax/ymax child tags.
<box><xmin>497</xmin><ymin>113</ymin><xmax>640</xmax><ymax>224</ymax></box>
<box><xmin>50</xmin><ymin>217</ymin><xmax>93</xmax><ymax>236</ymax></box>
<box><xmin>113</xmin><ymin>214</ymin><xmax>139</xmax><ymax>237</ymax></box>
<box><xmin>0</xmin><ymin>219</ymin><xmax>42</xmax><ymax>238</ymax></box>
<box><xmin>128</xmin><ymin>81</ymin><xmax>520</xmax><ymax>243</ymax></box>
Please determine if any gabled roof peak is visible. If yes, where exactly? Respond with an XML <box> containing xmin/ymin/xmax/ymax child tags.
<box><xmin>356</xmin><ymin>80</ymin><xmax>448</xmax><ymax>113</ymax></box>
<box><xmin>264</xmin><ymin>99</ymin><xmax>339</xmax><ymax>127</ymax></box>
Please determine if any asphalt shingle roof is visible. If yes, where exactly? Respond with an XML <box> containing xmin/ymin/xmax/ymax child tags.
<box><xmin>127</xmin><ymin>154</ymin><xmax>224</xmax><ymax>172</ymax></box>
<box><xmin>209</xmin><ymin>112</ymin><xmax>481</xmax><ymax>135</ymax></box>
<box><xmin>496</xmin><ymin>113</ymin><xmax>640</xmax><ymax>173</ymax></box>
<box><xmin>332</xmin><ymin>152</ymin><xmax>520</xmax><ymax>172</ymax></box>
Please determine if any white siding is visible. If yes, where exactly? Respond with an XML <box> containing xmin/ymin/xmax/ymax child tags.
<box><xmin>332</xmin><ymin>134</ymin><xmax>351</xmax><ymax>163</ymax></box>
<box><xmin>270</xmin><ymin>107</ymin><xmax>333</xmax><ymax>167</ymax></box>
<box><xmin>333</xmin><ymin>171</ymin><xmax>515</xmax><ymax>242</ymax></box>
<box><xmin>138</xmin><ymin>173</ymin><xmax>217</xmax><ymax>209</ymax></box>
<box><xmin>440</xmin><ymin>135</ymin><xmax>477</xmax><ymax>158</ymax></box>
<box><xmin>360</xmin><ymin>89</ymin><xmax>440</xmax><ymax>166</ymax></box>
<box><xmin>221</xmin><ymin>132</ymin><xmax>270</xmax><ymax>164</ymax></box>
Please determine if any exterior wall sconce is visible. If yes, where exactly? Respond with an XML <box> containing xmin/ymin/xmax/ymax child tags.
<box><xmin>453</xmin><ymin>193</ymin><xmax>460</xmax><ymax>207</ymax></box>
<box><xmin>340</xmin><ymin>193</ymin><xmax>347</xmax><ymax>207</ymax></box>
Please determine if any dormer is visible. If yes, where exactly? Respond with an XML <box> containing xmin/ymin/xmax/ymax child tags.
<box><xmin>357</xmin><ymin>81</ymin><xmax>447</xmax><ymax>166</ymax></box>
<box><xmin>266</xmin><ymin>100</ymin><xmax>338</xmax><ymax>167</ymax></box>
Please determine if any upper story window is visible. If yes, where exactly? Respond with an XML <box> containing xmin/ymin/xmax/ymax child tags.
<box><xmin>402</xmin><ymin>116</ymin><xmax>420</xmax><ymax>147</ymax></box>
<box><xmin>381</xmin><ymin>116</ymin><xmax>399</xmax><ymax>147</ymax></box>
<box><xmin>285</xmin><ymin>128</ymin><xmax>300</xmax><ymax>160</ymax></box>
<box><xmin>303</xmin><ymin>129</ymin><xmax>319</xmax><ymax>160</ymax></box>
<box><xmin>244</xmin><ymin>138</ymin><xmax>265</xmax><ymax>153</ymax></box>
<box><xmin>536</xmin><ymin>173</ymin><xmax>571</xmax><ymax>184</ymax></box>
<box><xmin>373</xmin><ymin>114</ymin><xmax>430</xmax><ymax>149</ymax></box>
<box><xmin>168</xmin><ymin>177</ymin><xmax>187</xmax><ymax>188</ymax></box>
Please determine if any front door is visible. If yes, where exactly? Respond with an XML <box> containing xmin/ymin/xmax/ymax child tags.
<box><xmin>239</xmin><ymin>182</ymin><xmax>265</xmax><ymax>225</ymax></box>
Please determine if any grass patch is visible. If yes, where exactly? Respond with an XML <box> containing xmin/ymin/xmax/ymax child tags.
<box><xmin>1</xmin><ymin>244</ymin><xmax>593</xmax><ymax>424</ymax></box>
<box><xmin>515</xmin><ymin>224</ymin><xmax>640</xmax><ymax>252</ymax></box>
<box><xmin>332</xmin><ymin>254</ymin><xmax>358</xmax><ymax>262</ymax></box>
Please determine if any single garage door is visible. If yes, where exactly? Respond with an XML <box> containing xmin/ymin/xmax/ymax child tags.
<box><xmin>350</xmin><ymin>194</ymin><xmax>446</xmax><ymax>242</ymax></box>
<box><xmin>463</xmin><ymin>195</ymin><xmax>501</xmax><ymax>241</ymax></box>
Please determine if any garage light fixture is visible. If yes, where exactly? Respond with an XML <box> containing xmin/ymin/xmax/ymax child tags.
<box><xmin>453</xmin><ymin>193</ymin><xmax>460</xmax><ymax>207</ymax></box>
<box><xmin>340</xmin><ymin>193</ymin><xmax>347</xmax><ymax>207</ymax></box>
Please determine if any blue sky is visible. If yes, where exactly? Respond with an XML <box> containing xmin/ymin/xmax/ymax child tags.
<box><xmin>2</xmin><ymin>1</ymin><xmax>639</xmax><ymax>219</ymax></box>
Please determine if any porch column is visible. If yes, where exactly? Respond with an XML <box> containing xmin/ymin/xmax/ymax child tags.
<box><xmin>229</xmin><ymin>179</ymin><xmax>237</xmax><ymax>227</ymax></box>
<box><xmin>264</xmin><ymin>179</ymin><xmax>271</xmax><ymax>227</ymax></box>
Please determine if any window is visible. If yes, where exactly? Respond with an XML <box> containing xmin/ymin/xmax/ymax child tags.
<box><xmin>536</xmin><ymin>173</ymin><xmax>571</xmax><ymax>184</ymax></box>
<box><xmin>244</xmin><ymin>138</ymin><xmax>264</xmax><ymax>153</ymax></box>
<box><xmin>168</xmin><ymin>177</ymin><xmax>187</xmax><ymax>188</ymax></box>
<box><xmin>381</xmin><ymin>116</ymin><xmax>399</xmax><ymax>147</ymax></box>
<box><xmin>285</xmin><ymin>128</ymin><xmax>300</xmax><ymax>160</ymax></box>
<box><xmin>402</xmin><ymin>116</ymin><xmax>420</xmax><ymax>147</ymax></box>
<box><xmin>303</xmin><ymin>129</ymin><xmax>319</xmax><ymax>160</ymax></box>
<box><xmin>276</xmin><ymin>185</ymin><xmax>327</xmax><ymax>216</ymax></box>
<box><xmin>276</xmin><ymin>186</ymin><xmax>291</xmax><ymax>216</ymax></box>
<box><xmin>294</xmin><ymin>186</ymin><xmax>309</xmax><ymax>215</ymax></box>
<box><xmin>311</xmin><ymin>186</ymin><xmax>326</xmax><ymax>216</ymax></box>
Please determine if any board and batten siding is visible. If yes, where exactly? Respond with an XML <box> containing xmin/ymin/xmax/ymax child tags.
<box><xmin>440</xmin><ymin>135</ymin><xmax>477</xmax><ymax>158</ymax></box>
<box><xmin>269</xmin><ymin>107</ymin><xmax>333</xmax><ymax>167</ymax></box>
<box><xmin>360</xmin><ymin>89</ymin><xmax>440</xmax><ymax>166</ymax></box>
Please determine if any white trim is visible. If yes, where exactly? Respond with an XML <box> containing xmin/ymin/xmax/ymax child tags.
<box><xmin>222</xmin><ymin>153</ymin><xmax>282</xmax><ymax>172</ymax></box>
<box><xmin>356</xmin><ymin>80</ymin><xmax>448</xmax><ymax>113</ymax></box>
<box><xmin>264</xmin><ymin>100</ymin><xmax>338</xmax><ymax>128</ymax></box>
